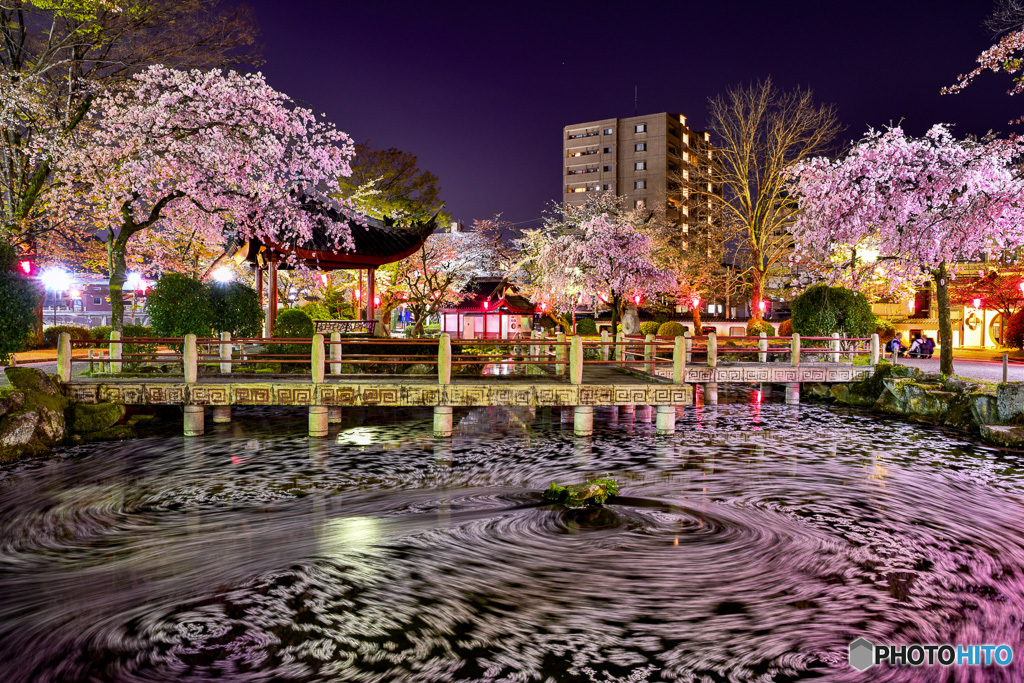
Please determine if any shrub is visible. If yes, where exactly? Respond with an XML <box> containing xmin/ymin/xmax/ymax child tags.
<box><xmin>874</xmin><ymin>317</ymin><xmax>897</xmax><ymax>343</ymax></box>
<box><xmin>778</xmin><ymin>319</ymin><xmax>793</xmax><ymax>336</ymax></box>
<box><xmin>746</xmin><ymin>320</ymin><xmax>776</xmax><ymax>337</ymax></box>
<box><xmin>0</xmin><ymin>245</ymin><xmax>41</xmax><ymax>363</ymax></box>
<box><xmin>657</xmin><ymin>321</ymin><xmax>687</xmax><ymax>337</ymax></box>
<box><xmin>575</xmin><ymin>318</ymin><xmax>598</xmax><ymax>335</ymax></box>
<box><xmin>639</xmin><ymin>321</ymin><xmax>661</xmax><ymax>336</ymax></box>
<box><xmin>273</xmin><ymin>308</ymin><xmax>314</xmax><ymax>338</ymax></box>
<box><xmin>791</xmin><ymin>284</ymin><xmax>875</xmax><ymax>339</ymax></box>
<box><xmin>121</xmin><ymin>324</ymin><xmax>157</xmax><ymax>369</ymax></box>
<box><xmin>209</xmin><ymin>282</ymin><xmax>263</xmax><ymax>337</ymax></box>
<box><xmin>42</xmin><ymin>324</ymin><xmax>91</xmax><ymax>348</ymax></box>
<box><xmin>422</xmin><ymin>323</ymin><xmax>441</xmax><ymax>336</ymax></box>
<box><xmin>1006</xmin><ymin>310</ymin><xmax>1024</xmax><ymax>349</ymax></box>
<box><xmin>298</xmin><ymin>301</ymin><xmax>331</xmax><ymax>321</ymax></box>
<box><xmin>146</xmin><ymin>273</ymin><xmax>212</xmax><ymax>338</ymax></box>
<box><xmin>90</xmin><ymin>325</ymin><xmax>114</xmax><ymax>341</ymax></box>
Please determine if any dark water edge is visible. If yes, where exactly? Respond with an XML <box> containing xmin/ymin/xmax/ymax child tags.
<box><xmin>0</xmin><ymin>391</ymin><xmax>1022</xmax><ymax>682</ymax></box>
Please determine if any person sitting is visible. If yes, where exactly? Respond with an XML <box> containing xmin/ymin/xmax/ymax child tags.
<box><xmin>888</xmin><ymin>336</ymin><xmax>907</xmax><ymax>357</ymax></box>
<box><xmin>908</xmin><ymin>336</ymin><xmax>923</xmax><ymax>358</ymax></box>
<box><xmin>921</xmin><ymin>336</ymin><xmax>935</xmax><ymax>359</ymax></box>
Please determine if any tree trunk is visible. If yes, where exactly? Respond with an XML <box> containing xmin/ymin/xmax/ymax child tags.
<box><xmin>107</xmin><ymin>236</ymin><xmax>128</xmax><ymax>332</ymax></box>
<box><xmin>750</xmin><ymin>270</ymin><xmax>764</xmax><ymax>322</ymax></box>
<box><xmin>610</xmin><ymin>295</ymin><xmax>621</xmax><ymax>336</ymax></box>
<box><xmin>692</xmin><ymin>304</ymin><xmax>703</xmax><ymax>335</ymax></box>
<box><xmin>935</xmin><ymin>261</ymin><xmax>954</xmax><ymax>377</ymax></box>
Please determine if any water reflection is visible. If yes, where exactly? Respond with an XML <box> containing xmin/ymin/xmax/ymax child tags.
<box><xmin>0</xmin><ymin>394</ymin><xmax>1022</xmax><ymax>681</ymax></box>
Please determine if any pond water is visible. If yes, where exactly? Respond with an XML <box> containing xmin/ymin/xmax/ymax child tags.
<box><xmin>1</xmin><ymin>393</ymin><xmax>1023</xmax><ymax>682</ymax></box>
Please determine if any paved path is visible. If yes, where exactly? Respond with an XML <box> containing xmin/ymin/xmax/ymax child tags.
<box><xmin>893</xmin><ymin>357</ymin><xmax>1024</xmax><ymax>383</ymax></box>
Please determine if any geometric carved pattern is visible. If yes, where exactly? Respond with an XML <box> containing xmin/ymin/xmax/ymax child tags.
<box><xmin>447</xmin><ymin>386</ymin><xmax>489</xmax><ymax>406</ymax></box>
<box><xmin>319</xmin><ymin>386</ymin><xmax>357</xmax><ymax>405</ymax></box>
<box><xmin>275</xmin><ymin>386</ymin><xmax>313</xmax><ymax>405</ymax></box>
<box><xmin>489</xmin><ymin>387</ymin><xmax>533</xmax><ymax>406</ymax></box>
<box><xmin>535</xmin><ymin>387</ymin><xmax>578</xmax><ymax>406</ymax></box>
<box><xmin>189</xmin><ymin>385</ymin><xmax>230</xmax><ymax>405</ymax></box>
<box><xmin>361</xmin><ymin>387</ymin><xmax>400</xmax><ymax>405</ymax></box>
<box><xmin>67</xmin><ymin>384</ymin><xmax>99</xmax><ymax>404</ymax></box>
<box><xmin>234</xmin><ymin>386</ymin><xmax>272</xmax><ymax>404</ymax></box>
<box><xmin>406</xmin><ymin>387</ymin><xmax>441</xmax><ymax>406</ymax></box>
<box><xmin>147</xmin><ymin>385</ymin><xmax>185</xmax><ymax>404</ymax></box>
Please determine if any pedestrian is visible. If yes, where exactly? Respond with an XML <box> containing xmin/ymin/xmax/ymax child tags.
<box><xmin>922</xmin><ymin>336</ymin><xmax>935</xmax><ymax>359</ymax></box>
<box><xmin>908</xmin><ymin>336</ymin><xmax>923</xmax><ymax>358</ymax></box>
<box><xmin>888</xmin><ymin>335</ymin><xmax>907</xmax><ymax>357</ymax></box>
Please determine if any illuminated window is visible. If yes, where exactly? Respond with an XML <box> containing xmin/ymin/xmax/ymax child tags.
<box><xmin>635</xmin><ymin>143</ymin><xmax>646</xmax><ymax>152</ymax></box>
<box><xmin>635</xmin><ymin>124</ymin><xmax>647</xmax><ymax>133</ymax></box>
<box><xmin>635</xmin><ymin>180</ymin><xmax>646</xmax><ymax>189</ymax></box>
<box><xmin>603</xmin><ymin>128</ymin><xmax>613</xmax><ymax>135</ymax></box>
<box><xmin>635</xmin><ymin>161</ymin><xmax>646</xmax><ymax>170</ymax></box>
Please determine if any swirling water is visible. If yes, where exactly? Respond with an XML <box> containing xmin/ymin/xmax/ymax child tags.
<box><xmin>1</xmin><ymin>394</ymin><xmax>1023</xmax><ymax>682</ymax></box>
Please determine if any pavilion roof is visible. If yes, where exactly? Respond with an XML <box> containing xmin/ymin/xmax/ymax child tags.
<box><xmin>233</xmin><ymin>200</ymin><xmax>436</xmax><ymax>270</ymax></box>
<box><xmin>445</xmin><ymin>277</ymin><xmax>535</xmax><ymax>313</ymax></box>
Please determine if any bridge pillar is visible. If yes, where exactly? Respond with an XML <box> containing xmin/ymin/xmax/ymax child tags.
<box><xmin>760</xmin><ymin>383</ymin><xmax>772</xmax><ymax>397</ymax></box>
<box><xmin>785</xmin><ymin>383</ymin><xmax>800</xmax><ymax>405</ymax></box>
<box><xmin>636</xmin><ymin>405</ymin><xmax>653</xmax><ymax>423</ymax></box>
<box><xmin>433</xmin><ymin>406</ymin><xmax>453</xmax><ymax>437</ymax></box>
<box><xmin>328</xmin><ymin>407</ymin><xmax>342</xmax><ymax>424</ymax></box>
<box><xmin>703</xmin><ymin>383</ymin><xmax>719</xmax><ymax>405</ymax></box>
<box><xmin>330</xmin><ymin>332</ymin><xmax>343</xmax><ymax>376</ymax></box>
<box><xmin>656</xmin><ymin>405</ymin><xmax>676</xmax><ymax>435</ymax></box>
<box><xmin>184</xmin><ymin>405</ymin><xmax>205</xmax><ymax>437</ymax></box>
<box><xmin>561</xmin><ymin>407</ymin><xmax>574</xmax><ymax>423</ymax></box>
<box><xmin>574</xmin><ymin>406</ymin><xmax>593</xmax><ymax>436</ymax></box>
<box><xmin>309</xmin><ymin>405</ymin><xmax>328</xmax><ymax>437</ymax></box>
<box><xmin>212</xmin><ymin>406</ymin><xmax>231</xmax><ymax>423</ymax></box>
<box><xmin>619</xmin><ymin>404</ymin><xmax>635</xmax><ymax>418</ymax></box>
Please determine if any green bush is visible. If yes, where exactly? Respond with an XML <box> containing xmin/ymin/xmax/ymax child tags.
<box><xmin>42</xmin><ymin>324</ymin><xmax>91</xmax><ymax>348</ymax></box>
<box><xmin>791</xmin><ymin>285</ymin><xmax>875</xmax><ymax>339</ymax></box>
<box><xmin>1006</xmin><ymin>310</ymin><xmax>1024</xmax><ymax>349</ymax></box>
<box><xmin>209</xmin><ymin>282</ymin><xmax>263</xmax><ymax>337</ymax></box>
<box><xmin>422</xmin><ymin>323</ymin><xmax>441</xmax><ymax>336</ymax></box>
<box><xmin>146</xmin><ymin>273</ymin><xmax>212</xmax><ymax>338</ymax></box>
<box><xmin>273</xmin><ymin>308</ymin><xmax>314</xmax><ymax>338</ymax></box>
<box><xmin>746</xmin><ymin>320</ymin><xmax>776</xmax><ymax>337</ymax></box>
<box><xmin>298</xmin><ymin>301</ymin><xmax>331</xmax><ymax>322</ymax></box>
<box><xmin>575</xmin><ymin>318</ymin><xmax>598</xmax><ymax>335</ymax></box>
<box><xmin>0</xmin><ymin>245</ymin><xmax>41</xmax><ymax>363</ymax></box>
<box><xmin>874</xmin><ymin>317</ymin><xmax>897</xmax><ymax>343</ymax></box>
<box><xmin>121</xmin><ymin>324</ymin><xmax>157</xmax><ymax>369</ymax></box>
<box><xmin>657</xmin><ymin>321</ymin><xmax>688</xmax><ymax>337</ymax></box>
<box><xmin>90</xmin><ymin>325</ymin><xmax>114</xmax><ymax>341</ymax></box>
<box><xmin>778</xmin><ymin>319</ymin><xmax>793</xmax><ymax>336</ymax></box>
<box><xmin>639</xmin><ymin>321</ymin><xmax>661</xmax><ymax>336</ymax></box>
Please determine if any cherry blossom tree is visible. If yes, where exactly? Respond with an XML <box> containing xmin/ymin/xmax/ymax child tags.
<box><xmin>788</xmin><ymin>124</ymin><xmax>1024</xmax><ymax>375</ymax></box>
<box><xmin>529</xmin><ymin>214</ymin><xmax>676</xmax><ymax>334</ymax></box>
<box><xmin>46</xmin><ymin>65</ymin><xmax>355</xmax><ymax>329</ymax></box>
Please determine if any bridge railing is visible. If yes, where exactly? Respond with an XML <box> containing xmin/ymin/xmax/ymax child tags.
<box><xmin>57</xmin><ymin>330</ymin><xmax>880</xmax><ymax>384</ymax></box>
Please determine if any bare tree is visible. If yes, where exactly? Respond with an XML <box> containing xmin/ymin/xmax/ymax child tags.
<box><xmin>985</xmin><ymin>0</ymin><xmax>1024</xmax><ymax>35</ymax></box>
<box><xmin>680</xmin><ymin>78</ymin><xmax>841</xmax><ymax>322</ymax></box>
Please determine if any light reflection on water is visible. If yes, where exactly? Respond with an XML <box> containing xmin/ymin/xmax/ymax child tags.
<box><xmin>0</xmin><ymin>389</ymin><xmax>1022</xmax><ymax>681</ymax></box>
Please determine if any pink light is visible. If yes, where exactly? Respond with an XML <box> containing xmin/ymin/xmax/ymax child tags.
<box><xmin>18</xmin><ymin>260</ymin><xmax>31</xmax><ymax>275</ymax></box>
<box><xmin>633</xmin><ymin>293</ymin><xmax>642</xmax><ymax>305</ymax></box>
<box><xmin>757</xmin><ymin>300</ymin><xmax>766</xmax><ymax>312</ymax></box>
<box><xmin>690</xmin><ymin>295</ymin><xmax>700</xmax><ymax>309</ymax></box>
<box><xmin>482</xmin><ymin>300</ymin><xmax>489</xmax><ymax>310</ymax></box>
<box><xmin>754</xmin><ymin>389</ymin><xmax>762</xmax><ymax>404</ymax></box>
<box><xmin>1019</xmin><ymin>282</ymin><xmax>1024</xmax><ymax>295</ymax></box>
<box><xmin>373</xmin><ymin>295</ymin><xmax>381</xmax><ymax>307</ymax></box>
<box><xmin>907</xmin><ymin>299</ymin><xmax>915</xmax><ymax>311</ymax></box>
<box><xmin>974</xmin><ymin>298</ymin><xmax>982</xmax><ymax>309</ymax></box>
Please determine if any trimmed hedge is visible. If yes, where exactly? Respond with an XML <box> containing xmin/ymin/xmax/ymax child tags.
<box><xmin>90</xmin><ymin>325</ymin><xmax>114</xmax><ymax>341</ymax></box>
<box><xmin>42</xmin><ymin>324</ymin><xmax>91</xmax><ymax>348</ymax></box>
<box><xmin>209</xmin><ymin>282</ymin><xmax>263</xmax><ymax>337</ymax></box>
<box><xmin>746</xmin><ymin>320</ymin><xmax>776</xmax><ymax>337</ymax></box>
<box><xmin>1006</xmin><ymin>310</ymin><xmax>1024</xmax><ymax>349</ymax></box>
<box><xmin>576</xmin><ymin>318</ymin><xmax>598</xmax><ymax>335</ymax></box>
<box><xmin>778</xmin><ymin>319</ymin><xmax>793</xmax><ymax>336</ymax></box>
<box><xmin>791</xmin><ymin>285</ymin><xmax>875</xmax><ymax>338</ymax></box>
<box><xmin>146</xmin><ymin>273</ymin><xmax>212</xmax><ymax>338</ymax></box>
<box><xmin>874</xmin><ymin>317</ymin><xmax>897</xmax><ymax>343</ymax></box>
<box><xmin>639</xmin><ymin>321</ymin><xmax>661</xmax><ymax>336</ymax></box>
<box><xmin>657</xmin><ymin>321</ymin><xmax>687</xmax><ymax>336</ymax></box>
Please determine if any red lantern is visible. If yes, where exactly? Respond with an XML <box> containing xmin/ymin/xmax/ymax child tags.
<box><xmin>757</xmin><ymin>300</ymin><xmax>766</xmax><ymax>312</ymax></box>
<box><xmin>482</xmin><ymin>300</ymin><xmax>489</xmax><ymax>311</ymax></box>
<box><xmin>690</xmin><ymin>295</ymin><xmax>700</xmax><ymax>310</ymax></box>
<box><xmin>354</xmin><ymin>288</ymin><xmax>361</xmax><ymax>301</ymax></box>
<box><xmin>373</xmin><ymin>295</ymin><xmax>381</xmax><ymax>307</ymax></box>
<box><xmin>974</xmin><ymin>298</ymin><xmax>982</xmax><ymax>309</ymax></box>
<box><xmin>17</xmin><ymin>259</ymin><xmax>35</xmax><ymax>276</ymax></box>
<box><xmin>633</xmin><ymin>293</ymin><xmax>642</xmax><ymax>306</ymax></box>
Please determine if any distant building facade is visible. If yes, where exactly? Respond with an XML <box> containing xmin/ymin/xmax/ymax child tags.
<box><xmin>562</xmin><ymin>112</ymin><xmax>714</xmax><ymax>229</ymax></box>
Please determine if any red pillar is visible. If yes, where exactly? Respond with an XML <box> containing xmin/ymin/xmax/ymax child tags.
<box><xmin>269</xmin><ymin>257</ymin><xmax>279</xmax><ymax>336</ymax></box>
<box><xmin>367</xmin><ymin>266</ymin><xmax>376</xmax><ymax>324</ymax></box>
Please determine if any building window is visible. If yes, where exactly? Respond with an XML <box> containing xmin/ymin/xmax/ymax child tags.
<box><xmin>635</xmin><ymin>161</ymin><xmax>646</xmax><ymax>170</ymax></box>
<box><xmin>603</xmin><ymin>128</ymin><xmax>613</xmax><ymax>135</ymax></box>
<box><xmin>603</xmin><ymin>165</ymin><xmax>611</xmax><ymax>172</ymax></box>
<box><xmin>603</xmin><ymin>146</ymin><xmax>611</xmax><ymax>154</ymax></box>
<box><xmin>635</xmin><ymin>124</ymin><xmax>647</xmax><ymax>133</ymax></box>
<box><xmin>635</xmin><ymin>199</ymin><xmax>646</xmax><ymax>209</ymax></box>
<box><xmin>603</xmin><ymin>184</ymin><xmax>612</xmax><ymax>190</ymax></box>
<box><xmin>635</xmin><ymin>143</ymin><xmax>646</xmax><ymax>152</ymax></box>
<box><xmin>93</xmin><ymin>296</ymin><xmax>101</xmax><ymax>305</ymax></box>
<box><xmin>634</xmin><ymin>180</ymin><xmax>646</xmax><ymax>189</ymax></box>
<box><xmin>571</xmin><ymin>187</ymin><xmax>587</xmax><ymax>193</ymax></box>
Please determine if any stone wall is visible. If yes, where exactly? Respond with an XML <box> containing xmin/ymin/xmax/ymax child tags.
<box><xmin>806</xmin><ymin>362</ymin><xmax>1024</xmax><ymax>448</ymax></box>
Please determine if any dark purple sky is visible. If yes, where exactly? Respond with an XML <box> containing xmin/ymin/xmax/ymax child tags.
<box><xmin>247</xmin><ymin>0</ymin><xmax>1020</xmax><ymax>228</ymax></box>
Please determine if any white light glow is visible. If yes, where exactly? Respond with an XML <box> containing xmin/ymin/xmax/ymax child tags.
<box><xmin>40</xmin><ymin>268</ymin><xmax>71</xmax><ymax>292</ymax></box>
<box><xmin>212</xmin><ymin>267</ymin><xmax>232</xmax><ymax>283</ymax></box>
<box><xmin>125</xmin><ymin>272</ymin><xmax>143</xmax><ymax>291</ymax></box>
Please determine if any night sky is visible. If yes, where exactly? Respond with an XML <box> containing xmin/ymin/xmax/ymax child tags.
<box><xmin>246</xmin><ymin>0</ymin><xmax>1021</xmax><ymax>228</ymax></box>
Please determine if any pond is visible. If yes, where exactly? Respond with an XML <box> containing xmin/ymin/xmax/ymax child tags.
<box><xmin>0</xmin><ymin>392</ymin><xmax>1022</xmax><ymax>682</ymax></box>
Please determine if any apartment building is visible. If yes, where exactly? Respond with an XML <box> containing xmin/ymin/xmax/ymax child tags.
<box><xmin>562</xmin><ymin>112</ymin><xmax>713</xmax><ymax>228</ymax></box>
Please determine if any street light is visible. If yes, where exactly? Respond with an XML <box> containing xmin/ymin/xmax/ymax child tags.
<box><xmin>41</xmin><ymin>268</ymin><xmax>71</xmax><ymax>325</ymax></box>
<box><xmin>212</xmin><ymin>267</ymin><xmax>232</xmax><ymax>284</ymax></box>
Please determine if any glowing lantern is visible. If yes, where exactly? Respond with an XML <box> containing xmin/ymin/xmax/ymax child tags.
<box><xmin>320</xmin><ymin>273</ymin><xmax>329</xmax><ymax>287</ymax></box>
<box><xmin>690</xmin><ymin>295</ymin><xmax>700</xmax><ymax>310</ymax></box>
<box><xmin>354</xmin><ymin>288</ymin><xmax>361</xmax><ymax>301</ymax></box>
<box><xmin>373</xmin><ymin>295</ymin><xmax>381</xmax><ymax>307</ymax></box>
<box><xmin>17</xmin><ymin>259</ymin><xmax>33</xmax><ymax>275</ymax></box>
<box><xmin>974</xmin><ymin>298</ymin><xmax>982</xmax><ymax>309</ymax></box>
<box><xmin>907</xmin><ymin>299</ymin><xmax>915</xmax><ymax>312</ymax></box>
<box><xmin>1019</xmin><ymin>282</ymin><xmax>1024</xmax><ymax>296</ymax></box>
<box><xmin>633</xmin><ymin>293</ymin><xmax>642</xmax><ymax>306</ymax></box>
<box><xmin>757</xmin><ymin>300</ymin><xmax>766</xmax><ymax>312</ymax></box>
